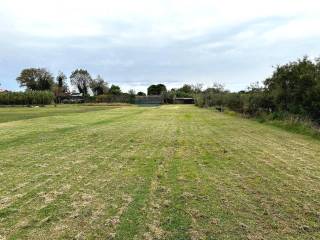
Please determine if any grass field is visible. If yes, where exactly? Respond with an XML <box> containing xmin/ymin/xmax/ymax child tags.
<box><xmin>1</xmin><ymin>105</ymin><xmax>320</xmax><ymax>239</ymax></box>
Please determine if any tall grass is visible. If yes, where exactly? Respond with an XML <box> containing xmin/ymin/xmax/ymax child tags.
<box><xmin>0</xmin><ymin>91</ymin><xmax>54</xmax><ymax>105</ymax></box>
<box><xmin>256</xmin><ymin>112</ymin><xmax>320</xmax><ymax>139</ymax></box>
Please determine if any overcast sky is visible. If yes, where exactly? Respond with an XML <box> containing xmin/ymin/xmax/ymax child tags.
<box><xmin>1</xmin><ymin>0</ymin><xmax>320</xmax><ymax>92</ymax></box>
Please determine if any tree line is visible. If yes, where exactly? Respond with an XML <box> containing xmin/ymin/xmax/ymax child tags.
<box><xmin>195</xmin><ymin>56</ymin><xmax>320</xmax><ymax>123</ymax></box>
<box><xmin>1</xmin><ymin>67</ymin><xmax>202</xmax><ymax>105</ymax></box>
<box><xmin>16</xmin><ymin>68</ymin><xmax>123</xmax><ymax>97</ymax></box>
<box><xmin>1</xmin><ymin>56</ymin><xmax>319</xmax><ymax>124</ymax></box>
<box><xmin>0</xmin><ymin>68</ymin><xmax>131</xmax><ymax>105</ymax></box>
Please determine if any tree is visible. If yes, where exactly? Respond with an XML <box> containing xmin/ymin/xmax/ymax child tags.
<box><xmin>175</xmin><ymin>84</ymin><xmax>196</xmax><ymax>97</ymax></box>
<box><xmin>264</xmin><ymin>56</ymin><xmax>320</xmax><ymax>118</ymax></box>
<box><xmin>16</xmin><ymin>68</ymin><xmax>54</xmax><ymax>91</ymax></box>
<box><xmin>109</xmin><ymin>85</ymin><xmax>121</xmax><ymax>95</ymax></box>
<box><xmin>70</xmin><ymin>69</ymin><xmax>92</xmax><ymax>95</ymax></box>
<box><xmin>147</xmin><ymin>84</ymin><xmax>167</xmax><ymax>95</ymax></box>
<box><xmin>192</xmin><ymin>83</ymin><xmax>203</xmax><ymax>94</ymax></box>
<box><xmin>53</xmin><ymin>71</ymin><xmax>68</xmax><ymax>103</ymax></box>
<box><xmin>128</xmin><ymin>89</ymin><xmax>136</xmax><ymax>96</ymax></box>
<box><xmin>56</xmin><ymin>71</ymin><xmax>68</xmax><ymax>93</ymax></box>
<box><xmin>90</xmin><ymin>75</ymin><xmax>108</xmax><ymax>96</ymax></box>
<box><xmin>128</xmin><ymin>89</ymin><xmax>136</xmax><ymax>103</ymax></box>
<box><xmin>57</xmin><ymin>72</ymin><xmax>65</xmax><ymax>88</ymax></box>
<box><xmin>137</xmin><ymin>91</ymin><xmax>146</xmax><ymax>96</ymax></box>
<box><xmin>247</xmin><ymin>81</ymin><xmax>263</xmax><ymax>93</ymax></box>
<box><xmin>180</xmin><ymin>84</ymin><xmax>193</xmax><ymax>93</ymax></box>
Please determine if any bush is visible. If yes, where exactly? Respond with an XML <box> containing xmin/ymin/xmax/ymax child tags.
<box><xmin>224</xmin><ymin>93</ymin><xmax>243</xmax><ymax>112</ymax></box>
<box><xmin>196</xmin><ymin>56</ymin><xmax>320</xmax><ymax>123</ymax></box>
<box><xmin>0</xmin><ymin>91</ymin><xmax>54</xmax><ymax>105</ymax></box>
<box><xmin>95</xmin><ymin>93</ymin><xmax>133</xmax><ymax>103</ymax></box>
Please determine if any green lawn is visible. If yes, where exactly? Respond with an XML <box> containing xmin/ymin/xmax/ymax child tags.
<box><xmin>0</xmin><ymin>105</ymin><xmax>320</xmax><ymax>239</ymax></box>
<box><xmin>0</xmin><ymin>104</ymin><xmax>123</xmax><ymax>123</ymax></box>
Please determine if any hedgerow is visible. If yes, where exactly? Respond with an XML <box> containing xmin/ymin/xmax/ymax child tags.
<box><xmin>0</xmin><ymin>91</ymin><xmax>54</xmax><ymax>105</ymax></box>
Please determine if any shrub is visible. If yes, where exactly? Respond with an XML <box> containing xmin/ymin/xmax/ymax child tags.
<box><xmin>0</xmin><ymin>91</ymin><xmax>54</xmax><ymax>105</ymax></box>
<box><xmin>95</xmin><ymin>93</ymin><xmax>132</xmax><ymax>103</ymax></box>
<box><xmin>224</xmin><ymin>93</ymin><xmax>243</xmax><ymax>112</ymax></box>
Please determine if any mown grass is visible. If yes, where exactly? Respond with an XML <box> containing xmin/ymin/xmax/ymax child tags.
<box><xmin>0</xmin><ymin>105</ymin><xmax>320</xmax><ymax>239</ymax></box>
<box><xmin>0</xmin><ymin>104</ymin><xmax>123</xmax><ymax>123</ymax></box>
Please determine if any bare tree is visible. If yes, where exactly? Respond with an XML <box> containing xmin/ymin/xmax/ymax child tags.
<box><xmin>89</xmin><ymin>75</ymin><xmax>108</xmax><ymax>96</ymax></box>
<box><xmin>70</xmin><ymin>69</ymin><xmax>92</xmax><ymax>95</ymax></box>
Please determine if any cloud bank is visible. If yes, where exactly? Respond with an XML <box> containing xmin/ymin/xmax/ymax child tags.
<box><xmin>1</xmin><ymin>0</ymin><xmax>320</xmax><ymax>92</ymax></box>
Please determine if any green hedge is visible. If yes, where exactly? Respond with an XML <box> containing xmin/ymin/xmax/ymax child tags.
<box><xmin>0</xmin><ymin>91</ymin><xmax>54</xmax><ymax>105</ymax></box>
<box><xmin>95</xmin><ymin>93</ymin><xmax>135</xmax><ymax>103</ymax></box>
<box><xmin>195</xmin><ymin>91</ymin><xmax>274</xmax><ymax>114</ymax></box>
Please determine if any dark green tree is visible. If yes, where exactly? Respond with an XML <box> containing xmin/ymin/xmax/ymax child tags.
<box><xmin>16</xmin><ymin>68</ymin><xmax>54</xmax><ymax>91</ymax></box>
<box><xmin>137</xmin><ymin>91</ymin><xmax>146</xmax><ymax>96</ymax></box>
<box><xmin>175</xmin><ymin>84</ymin><xmax>196</xmax><ymax>97</ymax></box>
<box><xmin>109</xmin><ymin>85</ymin><xmax>121</xmax><ymax>95</ymax></box>
<box><xmin>147</xmin><ymin>84</ymin><xmax>167</xmax><ymax>95</ymax></box>
<box><xmin>264</xmin><ymin>56</ymin><xmax>320</xmax><ymax>118</ymax></box>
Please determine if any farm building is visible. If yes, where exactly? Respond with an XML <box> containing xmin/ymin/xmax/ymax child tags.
<box><xmin>135</xmin><ymin>95</ymin><xmax>164</xmax><ymax>104</ymax></box>
<box><xmin>61</xmin><ymin>92</ymin><xmax>85</xmax><ymax>103</ymax></box>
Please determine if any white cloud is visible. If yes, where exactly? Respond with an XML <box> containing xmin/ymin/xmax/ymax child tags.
<box><xmin>262</xmin><ymin>17</ymin><xmax>320</xmax><ymax>43</ymax></box>
<box><xmin>0</xmin><ymin>0</ymin><xmax>320</xmax><ymax>91</ymax></box>
<box><xmin>1</xmin><ymin>0</ymin><xmax>319</xmax><ymax>40</ymax></box>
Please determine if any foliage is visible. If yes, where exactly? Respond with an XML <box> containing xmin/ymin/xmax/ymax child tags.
<box><xmin>109</xmin><ymin>84</ymin><xmax>122</xmax><ymax>95</ymax></box>
<box><xmin>128</xmin><ymin>89</ymin><xmax>136</xmax><ymax>103</ymax></box>
<box><xmin>147</xmin><ymin>84</ymin><xmax>167</xmax><ymax>95</ymax></box>
<box><xmin>56</xmin><ymin>72</ymin><xmax>67</xmax><ymax>89</ymax></box>
<box><xmin>264</xmin><ymin>57</ymin><xmax>320</xmax><ymax>119</ymax></box>
<box><xmin>137</xmin><ymin>91</ymin><xmax>146</xmax><ymax>96</ymax></box>
<box><xmin>53</xmin><ymin>72</ymin><xmax>69</xmax><ymax>103</ymax></box>
<box><xmin>0</xmin><ymin>91</ymin><xmax>54</xmax><ymax>105</ymax></box>
<box><xmin>70</xmin><ymin>69</ymin><xmax>92</xmax><ymax>95</ymax></box>
<box><xmin>162</xmin><ymin>84</ymin><xmax>203</xmax><ymax>103</ymax></box>
<box><xmin>16</xmin><ymin>68</ymin><xmax>54</xmax><ymax>91</ymax></box>
<box><xmin>196</xmin><ymin>56</ymin><xmax>320</xmax><ymax>122</ymax></box>
<box><xmin>95</xmin><ymin>93</ymin><xmax>131</xmax><ymax>103</ymax></box>
<box><xmin>90</xmin><ymin>75</ymin><xmax>108</xmax><ymax>96</ymax></box>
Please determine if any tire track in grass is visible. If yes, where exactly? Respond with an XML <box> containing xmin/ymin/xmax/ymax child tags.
<box><xmin>131</xmin><ymin>108</ymin><xmax>193</xmax><ymax>240</ymax></box>
<box><xmin>124</xmin><ymin>112</ymin><xmax>179</xmax><ymax>240</ymax></box>
<box><xmin>113</xmin><ymin>113</ymin><xmax>179</xmax><ymax>240</ymax></box>
<box><xmin>169</xmin><ymin>106</ymin><xmax>232</xmax><ymax>239</ymax></box>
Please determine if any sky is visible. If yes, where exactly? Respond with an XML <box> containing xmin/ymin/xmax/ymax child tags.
<box><xmin>1</xmin><ymin>0</ymin><xmax>320</xmax><ymax>93</ymax></box>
